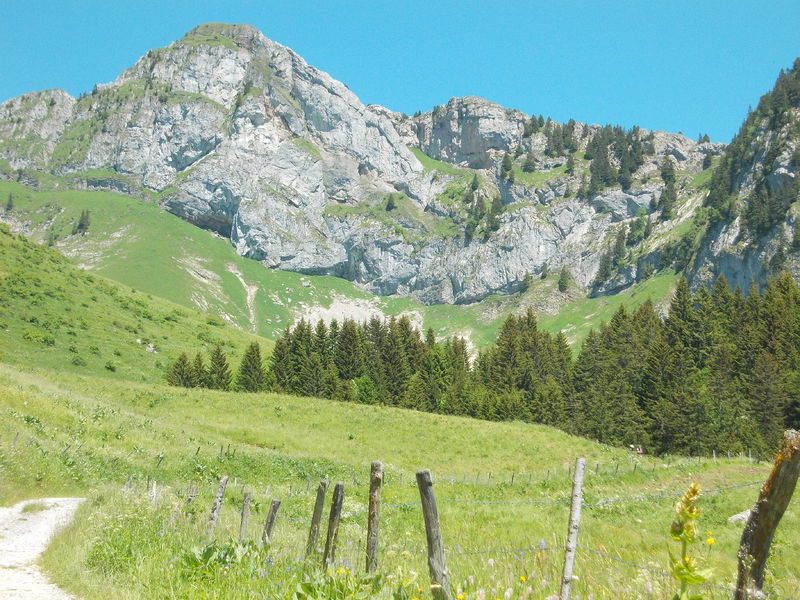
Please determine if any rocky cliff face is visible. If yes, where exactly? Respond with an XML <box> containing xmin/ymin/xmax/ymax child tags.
<box><xmin>0</xmin><ymin>23</ymin><xmax>731</xmax><ymax>304</ymax></box>
<box><xmin>690</xmin><ymin>62</ymin><xmax>800</xmax><ymax>291</ymax></box>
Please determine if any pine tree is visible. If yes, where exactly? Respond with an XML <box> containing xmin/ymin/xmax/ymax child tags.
<box><xmin>660</xmin><ymin>182</ymin><xmax>677</xmax><ymax>220</ymax></box>
<box><xmin>660</xmin><ymin>157</ymin><xmax>676</xmax><ymax>185</ymax></box>
<box><xmin>381</xmin><ymin>321</ymin><xmax>410</xmax><ymax>403</ymax></box>
<box><xmin>301</xmin><ymin>352</ymin><xmax>328</xmax><ymax>397</ymax></box>
<box><xmin>334</xmin><ymin>319</ymin><xmax>364</xmax><ymax>381</ymax></box>
<box><xmin>500</xmin><ymin>152</ymin><xmax>513</xmax><ymax>179</ymax></box>
<box><xmin>523</xmin><ymin>116</ymin><xmax>539</xmax><ymax>137</ymax></box>
<box><xmin>558</xmin><ymin>266</ymin><xmax>572</xmax><ymax>292</ymax></box>
<box><xmin>666</xmin><ymin>278</ymin><xmax>699</xmax><ymax>365</ymax></box>
<box><xmin>470</xmin><ymin>174</ymin><xmax>480</xmax><ymax>192</ymax></box>
<box><xmin>532</xmin><ymin>376</ymin><xmax>567</xmax><ymax>427</ymax></box>
<box><xmin>73</xmin><ymin>209</ymin><xmax>91</xmax><ymax>235</ymax></box>
<box><xmin>192</xmin><ymin>352</ymin><xmax>209</xmax><ymax>388</ymax></box>
<box><xmin>354</xmin><ymin>375</ymin><xmax>378</xmax><ymax>405</ymax></box>
<box><xmin>167</xmin><ymin>352</ymin><xmax>194</xmax><ymax>387</ymax></box>
<box><xmin>385</xmin><ymin>194</ymin><xmax>397</xmax><ymax>211</ymax></box>
<box><xmin>401</xmin><ymin>373</ymin><xmax>428</xmax><ymax>410</ymax></box>
<box><xmin>565</xmin><ymin>153</ymin><xmax>575</xmax><ymax>175</ymax></box>
<box><xmin>523</xmin><ymin>150</ymin><xmax>536</xmax><ymax>173</ymax></box>
<box><xmin>4</xmin><ymin>193</ymin><xmax>12</xmax><ymax>213</ymax></box>
<box><xmin>421</xmin><ymin>344</ymin><xmax>449</xmax><ymax>412</ymax></box>
<box><xmin>207</xmin><ymin>344</ymin><xmax>232</xmax><ymax>390</ymax></box>
<box><xmin>593</xmin><ymin>252</ymin><xmax>613</xmax><ymax>287</ymax></box>
<box><xmin>268</xmin><ymin>335</ymin><xmax>290</xmax><ymax>391</ymax></box>
<box><xmin>236</xmin><ymin>342</ymin><xmax>267</xmax><ymax>392</ymax></box>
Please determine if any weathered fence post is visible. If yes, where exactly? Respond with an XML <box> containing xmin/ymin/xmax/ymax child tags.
<box><xmin>560</xmin><ymin>458</ymin><xmax>586</xmax><ymax>600</ymax></box>
<box><xmin>323</xmin><ymin>482</ymin><xmax>345</xmax><ymax>566</ymax></box>
<box><xmin>366</xmin><ymin>461</ymin><xmax>383</xmax><ymax>573</ymax></box>
<box><xmin>148</xmin><ymin>480</ymin><xmax>157</xmax><ymax>504</ymax></box>
<box><xmin>416</xmin><ymin>469</ymin><xmax>452</xmax><ymax>600</ymax></box>
<box><xmin>184</xmin><ymin>483</ymin><xmax>199</xmax><ymax>511</ymax></box>
<box><xmin>734</xmin><ymin>430</ymin><xmax>800</xmax><ymax>600</ymax></box>
<box><xmin>306</xmin><ymin>478</ymin><xmax>329</xmax><ymax>558</ymax></box>
<box><xmin>239</xmin><ymin>490</ymin><xmax>251</xmax><ymax>541</ymax></box>
<box><xmin>207</xmin><ymin>475</ymin><xmax>229</xmax><ymax>535</ymax></box>
<box><xmin>262</xmin><ymin>499</ymin><xmax>281</xmax><ymax>546</ymax></box>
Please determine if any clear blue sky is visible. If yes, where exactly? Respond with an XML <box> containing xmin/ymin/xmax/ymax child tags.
<box><xmin>1</xmin><ymin>1</ymin><xmax>798</xmax><ymax>141</ymax></box>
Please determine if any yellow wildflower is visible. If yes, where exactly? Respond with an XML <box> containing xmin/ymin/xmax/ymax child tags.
<box><xmin>519</xmin><ymin>575</ymin><xmax>527</xmax><ymax>583</ymax></box>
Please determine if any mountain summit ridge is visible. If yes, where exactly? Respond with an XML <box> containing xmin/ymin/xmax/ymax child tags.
<box><xmin>1</xmin><ymin>23</ymin><xmax>796</xmax><ymax>304</ymax></box>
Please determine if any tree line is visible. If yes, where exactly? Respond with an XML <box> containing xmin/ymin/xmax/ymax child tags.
<box><xmin>167</xmin><ymin>273</ymin><xmax>800</xmax><ymax>457</ymax></box>
<box><xmin>706</xmin><ymin>58</ymin><xmax>800</xmax><ymax>236</ymax></box>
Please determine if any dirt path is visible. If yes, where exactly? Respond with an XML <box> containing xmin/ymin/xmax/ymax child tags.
<box><xmin>0</xmin><ymin>497</ymin><xmax>84</xmax><ymax>599</ymax></box>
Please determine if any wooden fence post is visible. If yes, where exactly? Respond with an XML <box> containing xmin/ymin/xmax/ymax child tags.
<box><xmin>416</xmin><ymin>470</ymin><xmax>452</xmax><ymax>600</ymax></box>
<box><xmin>323</xmin><ymin>482</ymin><xmax>345</xmax><ymax>567</ymax></box>
<box><xmin>148</xmin><ymin>480</ymin><xmax>157</xmax><ymax>504</ymax></box>
<box><xmin>239</xmin><ymin>490</ymin><xmax>251</xmax><ymax>541</ymax></box>
<box><xmin>306</xmin><ymin>479</ymin><xmax>329</xmax><ymax>558</ymax></box>
<box><xmin>184</xmin><ymin>483</ymin><xmax>199</xmax><ymax>511</ymax></box>
<box><xmin>262</xmin><ymin>499</ymin><xmax>281</xmax><ymax>546</ymax></box>
<box><xmin>560</xmin><ymin>458</ymin><xmax>586</xmax><ymax>600</ymax></box>
<box><xmin>366</xmin><ymin>461</ymin><xmax>383</xmax><ymax>573</ymax></box>
<box><xmin>207</xmin><ymin>475</ymin><xmax>229</xmax><ymax>536</ymax></box>
<box><xmin>734</xmin><ymin>430</ymin><xmax>800</xmax><ymax>599</ymax></box>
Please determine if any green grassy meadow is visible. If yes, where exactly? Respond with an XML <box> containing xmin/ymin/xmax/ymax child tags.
<box><xmin>0</xmin><ymin>215</ymin><xmax>797</xmax><ymax>598</ymax></box>
<box><xmin>0</xmin><ymin>361</ymin><xmax>795</xmax><ymax>599</ymax></box>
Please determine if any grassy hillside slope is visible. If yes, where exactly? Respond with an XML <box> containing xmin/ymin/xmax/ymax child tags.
<box><xmin>0</xmin><ymin>225</ymin><xmax>269</xmax><ymax>382</ymax></box>
<box><xmin>1</xmin><ymin>365</ymin><xmax>795</xmax><ymax>598</ymax></box>
<box><xmin>0</xmin><ymin>232</ymin><xmax>796</xmax><ymax>597</ymax></box>
<box><xmin>0</xmin><ymin>178</ymin><xmax>678</xmax><ymax>348</ymax></box>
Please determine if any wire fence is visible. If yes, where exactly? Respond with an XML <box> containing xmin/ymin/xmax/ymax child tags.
<box><xmin>2</xmin><ymin>425</ymin><xmax>772</xmax><ymax>597</ymax></box>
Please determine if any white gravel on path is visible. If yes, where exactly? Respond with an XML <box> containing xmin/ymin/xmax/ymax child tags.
<box><xmin>0</xmin><ymin>498</ymin><xmax>84</xmax><ymax>599</ymax></box>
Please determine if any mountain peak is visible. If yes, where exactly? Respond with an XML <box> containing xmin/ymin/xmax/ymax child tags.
<box><xmin>179</xmin><ymin>22</ymin><xmax>266</xmax><ymax>52</ymax></box>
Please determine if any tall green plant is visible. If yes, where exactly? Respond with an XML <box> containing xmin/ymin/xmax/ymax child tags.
<box><xmin>668</xmin><ymin>483</ymin><xmax>712</xmax><ymax>599</ymax></box>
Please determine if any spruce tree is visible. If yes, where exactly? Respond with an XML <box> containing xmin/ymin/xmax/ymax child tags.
<box><xmin>334</xmin><ymin>319</ymin><xmax>364</xmax><ymax>380</ymax></box>
<box><xmin>236</xmin><ymin>342</ymin><xmax>267</xmax><ymax>392</ymax></box>
<box><xmin>500</xmin><ymin>152</ymin><xmax>513</xmax><ymax>179</ymax></box>
<box><xmin>354</xmin><ymin>375</ymin><xmax>378</xmax><ymax>405</ymax></box>
<box><xmin>382</xmin><ymin>323</ymin><xmax>410</xmax><ymax>403</ymax></box>
<box><xmin>593</xmin><ymin>252</ymin><xmax>613</xmax><ymax>287</ymax></box>
<box><xmin>565</xmin><ymin>153</ymin><xmax>575</xmax><ymax>175</ymax></box>
<box><xmin>558</xmin><ymin>266</ymin><xmax>572</xmax><ymax>292</ymax></box>
<box><xmin>523</xmin><ymin>150</ymin><xmax>536</xmax><ymax>173</ymax></box>
<box><xmin>400</xmin><ymin>373</ymin><xmax>427</xmax><ymax>410</ymax></box>
<box><xmin>665</xmin><ymin>278</ymin><xmax>699</xmax><ymax>364</ymax></box>
<box><xmin>301</xmin><ymin>352</ymin><xmax>328</xmax><ymax>397</ymax></box>
<box><xmin>73</xmin><ymin>209</ymin><xmax>91</xmax><ymax>235</ymax></box>
<box><xmin>660</xmin><ymin>182</ymin><xmax>677</xmax><ymax>220</ymax></box>
<box><xmin>4</xmin><ymin>193</ymin><xmax>12</xmax><ymax>213</ymax></box>
<box><xmin>268</xmin><ymin>335</ymin><xmax>290</xmax><ymax>391</ymax></box>
<box><xmin>167</xmin><ymin>352</ymin><xmax>194</xmax><ymax>387</ymax></box>
<box><xmin>207</xmin><ymin>344</ymin><xmax>232</xmax><ymax>390</ymax></box>
<box><xmin>192</xmin><ymin>352</ymin><xmax>209</xmax><ymax>388</ymax></box>
<box><xmin>470</xmin><ymin>174</ymin><xmax>480</xmax><ymax>192</ymax></box>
